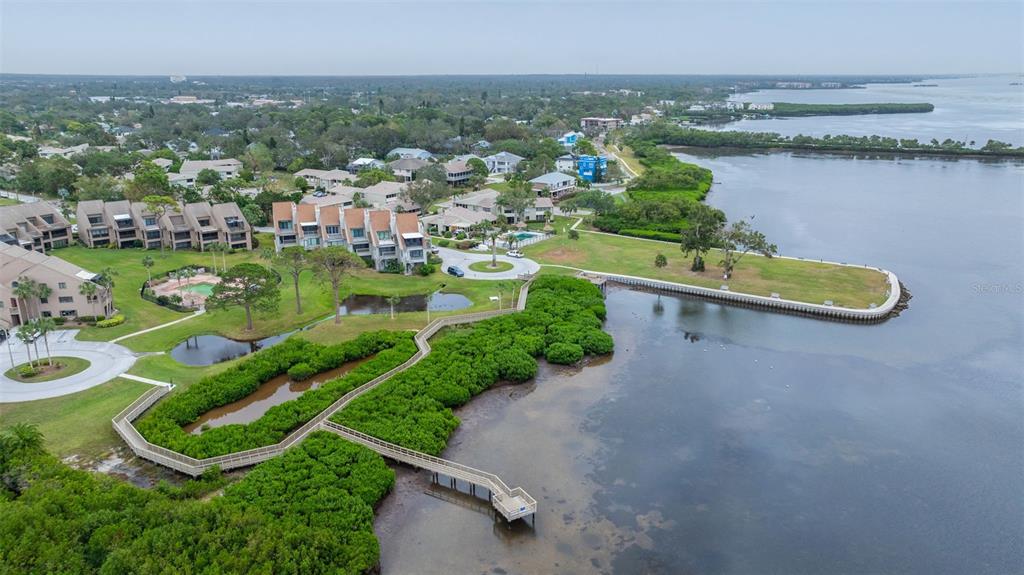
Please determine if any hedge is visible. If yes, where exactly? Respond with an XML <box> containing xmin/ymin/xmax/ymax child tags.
<box><xmin>333</xmin><ymin>276</ymin><xmax>613</xmax><ymax>455</ymax></box>
<box><xmin>136</xmin><ymin>331</ymin><xmax>417</xmax><ymax>458</ymax></box>
<box><xmin>96</xmin><ymin>314</ymin><xmax>125</xmax><ymax>328</ymax></box>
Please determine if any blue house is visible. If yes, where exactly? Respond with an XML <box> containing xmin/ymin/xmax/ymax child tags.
<box><xmin>558</xmin><ymin>131</ymin><xmax>585</xmax><ymax>149</ymax></box>
<box><xmin>577</xmin><ymin>155</ymin><xmax>607</xmax><ymax>183</ymax></box>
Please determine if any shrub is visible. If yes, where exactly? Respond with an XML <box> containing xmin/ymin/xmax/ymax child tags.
<box><xmin>579</xmin><ymin>329</ymin><xmax>614</xmax><ymax>355</ymax></box>
<box><xmin>427</xmin><ymin>253</ymin><xmax>443</xmax><ymax>265</ymax></box>
<box><xmin>17</xmin><ymin>365</ymin><xmax>38</xmax><ymax>378</ymax></box>
<box><xmin>455</xmin><ymin>240</ymin><xmax>475</xmax><ymax>250</ymax></box>
<box><xmin>455</xmin><ymin>232</ymin><xmax>467</xmax><ymax>240</ymax></box>
<box><xmin>436</xmin><ymin>239</ymin><xmax>450</xmax><ymax>247</ymax></box>
<box><xmin>545</xmin><ymin>342</ymin><xmax>584</xmax><ymax>364</ymax></box>
<box><xmin>53</xmin><ymin>317</ymin><xmax>66</xmax><ymax>326</ymax></box>
<box><xmin>655</xmin><ymin>253</ymin><xmax>668</xmax><ymax>268</ymax></box>
<box><xmin>287</xmin><ymin>362</ymin><xmax>316</xmax><ymax>381</ymax></box>
<box><xmin>620</xmin><ymin>228</ymin><xmax>681</xmax><ymax>242</ymax></box>
<box><xmin>442</xmin><ymin>231</ymin><xmax>453</xmax><ymax>238</ymax></box>
<box><xmin>568</xmin><ymin>229</ymin><xmax>579</xmax><ymax>240</ymax></box>
<box><xmin>418</xmin><ymin>263</ymin><xmax>436</xmax><ymax>276</ymax></box>
<box><xmin>96</xmin><ymin>314</ymin><xmax>125</xmax><ymax>328</ymax></box>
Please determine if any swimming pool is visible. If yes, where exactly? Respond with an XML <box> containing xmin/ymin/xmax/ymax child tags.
<box><xmin>183</xmin><ymin>283</ymin><xmax>216</xmax><ymax>296</ymax></box>
<box><xmin>513</xmin><ymin>231</ymin><xmax>542</xmax><ymax>241</ymax></box>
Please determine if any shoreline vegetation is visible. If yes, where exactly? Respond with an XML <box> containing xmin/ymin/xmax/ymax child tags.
<box><xmin>682</xmin><ymin>102</ymin><xmax>935</xmax><ymax>120</ymax></box>
<box><xmin>627</xmin><ymin>123</ymin><xmax>1024</xmax><ymax>158</ymax></box>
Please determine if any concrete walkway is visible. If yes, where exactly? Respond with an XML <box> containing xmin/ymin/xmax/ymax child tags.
<box><xmin>0</xmin><ymin>329</ymin><xmax>139</xmax><ymax>403</ymax></box>
<box><xmin>436</xmin><ymin>247</ymin><xmax>540</xmax><ymax>280</ymax></box>
<box><xmin>120</xmin><ymin>373</ymin><xmax>173</xmax><ymax>388</ymax></box>
<box><xmin>111</xmin><ymin>309</ymin><xmax>205</xmax><ymax>343</ymax></box>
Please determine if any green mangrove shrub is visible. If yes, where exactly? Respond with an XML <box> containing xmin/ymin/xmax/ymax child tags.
<box><xmin>334</xmin><ymin>275</ymin><xmax>612</xmax><ymax>455</ymax></box>
<box><xmin>545</xmin><ymin>342</ymin><xmax>584</xmax><ymax>364</ymax></box>
<box><xmin>136</xmin><ymin>331</ymin><xmax>417</xmax><ymax>458</ymax></box>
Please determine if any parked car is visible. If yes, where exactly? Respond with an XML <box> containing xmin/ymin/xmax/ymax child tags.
<box><xmin>429</xmin><ymin>245</ymin><xmax>440</xmax><ymax>254</ymax></box>
<box><xmin>446</xmin><ymin>265</ymin><xmax>465</xmax><ymax>278</ymax></box>
<box><xmin>506</xmin><ymin>249</ymin><xmax>524</xmax><ymax>258</ymax></box>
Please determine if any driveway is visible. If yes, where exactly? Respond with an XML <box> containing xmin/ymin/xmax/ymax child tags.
<box><xmin>0</xmin><ymin>329</ymin><xmax>139</xmax><ymax>403</ymax></box>
<box><xmin>436</xmin><ymin>247</ymin><xmax>540</xmax><ymax>280</ymax></box>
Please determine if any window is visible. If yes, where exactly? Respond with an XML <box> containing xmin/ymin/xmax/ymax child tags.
<box><xmin>39</xmin><ymin>297</ymin><xmax>48</xmax><ymax>304</ymax></box>
<box><xmin>376</xmin><ymin>230</ymin><xmax>391</xmax><ymax>241</ymax></box>
<box><xmin>325</xmin><ymin>225</ymin><xmax>340</xmax><ymax>235</ymax></box>
<box><xmin>278</xmin><ymin>220</ymin><xmax>293</xmax><ymax>231</ymax></box>
<box><xmin>351</xmin><ymin>228</ymin><xmax>365</xmax><ymax>238</ymax></box>
<box><xmin>409</xmin><ymin>249</ymin><xmax>423</xmax><ymax>259</ymax></box>
<box><xmin>58</xmin><ymin>282</ymin><xmax>67</xmax><ymax>289</ymax></box>
<box><xmin>144</xmin><ymin>217</ymin><xmax>157</xmax><ymax>226</ymax></box>
<box><xmin>42</xmin><ymin>214</ymin><xmax>55</xmax><ymax>224</ymax></box>
<box><xmin>60</xmin><ymin>310</ymin><xmax>76</xmax><ymax>317</ymax></box>
<box><xmin>42</xmin><ymin>311</ymin><xmax>52</xmax><ymax>317</ymax></box>
<box><xmin>59</xmin><ymin>296</ymin><xmax>74</xmax><ymax>303</ymax></box>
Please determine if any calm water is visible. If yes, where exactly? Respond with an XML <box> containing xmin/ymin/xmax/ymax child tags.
<box><xmin>724</xmin><ymin>75</ymin><xmax>1024</xmax><ymax>146</ymax></box>
<box><xmin>183</xmin><ymin>357</ymin><xmax>370</xmax><ymax>433</ymax></box>
<box><xmin>169</xmin><ymin>291</ymin><xmax>472</xmax><ymax>366</ymax></box>
<box><xmin>374</xmin><ymin>152</ymin><xmax>1023</xmax><ymax>573</ymax></box>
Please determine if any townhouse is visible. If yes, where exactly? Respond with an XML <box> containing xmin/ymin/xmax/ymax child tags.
<box><xmin>388</xmin><ymin>158</ymin><xmax>430</xmax><ymax>182</ymax></box>
<box><xmin>0</xmin><ymin>243</ymin><xmax>113</xmax><ymax>326</ymax></box>
<box><xmin>75</xmin><ymin>200</ymin><xmax>251</xmax><ymax>251</ymax></box>
<box><xmin>293</xmin><ymin>168</ymin><xmax>355</xmax><ymax>190</ymax></box>
<box><xmin>271</xmin><ymin>202</ymin><xmax>428</xmax><ymax>273</ymax></box>
<box><xmin>424</xmin><ymin>188</ymin><xmax>552</xmax><ymax>233</ymax></box>
<box><xmin>0</xmin><ymin>202</ymin><xmax>73</xmax><ymax>252</ymax></box>
<box><xmin>387</xmin><ymin>147</ymin><xmax>433</xmax><ymax>161</ymax></box>
<box><xmin>580</xmin><ymin>117</ymin><xmax>622</xmax><ymax>131</ymax></box>
<box><xmin>169</xmin><ymin>158</ymin><xmax>242</xmax><ymax>186</ymax></box>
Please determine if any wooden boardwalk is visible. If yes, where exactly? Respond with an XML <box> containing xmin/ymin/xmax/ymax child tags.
<box><xmin>113</xmin><ymin>275</ymin><xmax>538</xmax><ymax>523</ymax></box>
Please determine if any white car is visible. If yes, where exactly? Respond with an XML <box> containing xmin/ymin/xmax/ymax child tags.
<box><xmin>506</xmin><ymin>249</ymin><xmax>524</xmax><ymax>258</ymax></box>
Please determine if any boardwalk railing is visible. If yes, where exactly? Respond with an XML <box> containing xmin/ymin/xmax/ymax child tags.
<box><xmin>113</xmin><ymin>278</ymin><xmax>537</xmax><ymax>520</ymax></box>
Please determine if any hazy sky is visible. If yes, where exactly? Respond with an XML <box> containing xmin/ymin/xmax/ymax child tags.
<box><xmin>2</xmin><ymin>1</ymin><xmax>1022</xmax><ymax>76</ymax></box>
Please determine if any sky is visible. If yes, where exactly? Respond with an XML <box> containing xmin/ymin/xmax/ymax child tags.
<box><xmin>1</xmin><ymin>0</ymin><xmax>1022</xmax><ymax>76</ymax></box>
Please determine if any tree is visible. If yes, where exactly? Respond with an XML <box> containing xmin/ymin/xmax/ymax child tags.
<box><xmin>294</xmin><ymin>176</ymin><xmax>310</xmax><ymax>192</ymax></box>
<box><xmin>95</xmin><ymin>268</ymin><xmax>117</xmax><ymax>318</ymax></box>
<box><xmin>75</xmin><ymin>174</ymin><xmax>123</xmax><ymax>202</ymax></box>
<box><xmin>195</xmin><ymin>168</ymin><xmax>221</xmax><ymax>186</ymax></box>
<box><xmin>386</xmin><ymin>295</ymin><xmax>401</xmax><ymax>320</ymax></box>
<box><xmin>262</xmin><ymin>246</ymin><xmax>308</xmax><ymax>315</ymax></box>
<box><xmin>207</xmin><ymin>243</ymin><xmax>222</xmax><ymax>274</ymax></box>
<box><xmin>568</xmin><ymin>229</ymin><xmax>579</xmax><ymax>240</ymax></box>
<box><xmin>141</xmin><ymin>255</ymin><xmax>154</xmax><ymax>285</ymax></box>
<box><xmin>242</xmin><ymin>143</ymin><xmax>275</xmax><ymax>173</ymax></box>
<box><xmin>241</xmin><ymin>203</ymin><xmax>266</xmax><ymax>227</ymax></box>
<box><xmin>13</xmin><ymin>277</ymin><xmax>38</xmax><ymax>321</ymax></box>
<box><xmin>34</xmin><ymin>283</ymin><xmax>52</xmax><ymax>317</ymax></box>
<box><xmin>142</xmin><ymin>195</ymin><xmax>179</xmax><ymax>253</ymax></box>
<box><xmin>353</xmin><ymin>168</ymin><xmax>394</xmax><ymax>188</ymax></box>
<box><xmin>35</xmin><ymin>317</ymin><xmax>56</xmax><ymax>367</ymax></box>
<box><xmin>78</xmin><ymin>282</ymin><xmax>99</xmax><ymax>318</ymax></box>
<box><xmin>16</xmin><ymin>321</ymin><xmax>41</xmax><ymax>369</ymax></box>
<box><xmin>402</xmin><ymin>166</ymin><xmax>448</xmax><ymax>213</ymax></box>
<box><xmin>718</xmin><ymin>220</ymin><xmax>777</xmax><ymax>279</ymax></box>
<box><xmin>574</xmin><ymin>138</ymin><xmax>598</xmax><ymax>156</ymax></box>
<box><xmin>496</xmin><ymin>180</ymin><xmax>535</xmax><ymax>225</ymax></box>
<box><xmin>482</xmin><ymin>224</ymin><xmax>506</xmax><ymax>267</ymax></box>
<box><xmin>467</xmin><ymin>157</ymin><xmax>489</xmax><ymax>178</ymax></box>
<box><xmin>680</xmin><ymin>203</ymin><xmax>725</xmax><ymax>272</ymax></box>
<box><xmin>2</xmin><ymin>422</ymin><xmax>44</xmax><ymax>455</ymax></box>
<box><xmin>125</xmin><ymin>161</ymin><xmax>172</xmax><ymax>202</ymax></box>
<box><xmin>206</xmin><ymin>263</ymin><xmax>280</xmax><ymax>331</ymax></box>
<box><xmin>308</xmin><ymin>247</ymin><xmax>363</xmax><ymax>325</ymax></box>
<box><xmin>654</xmin><ymin>253</ymin><xmax>667</xmax><ymax>268</ymax></box>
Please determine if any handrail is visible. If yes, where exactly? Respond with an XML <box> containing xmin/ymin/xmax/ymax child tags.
<box><xmin>113</xmin><ymin>278</ymin><xmax>535</xmax><ymax>477</ymax></box>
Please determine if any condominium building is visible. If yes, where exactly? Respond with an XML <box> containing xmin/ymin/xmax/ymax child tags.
<box><xmin>76</xmin><ymin>200</ymin><xmax>251</xmax><ymax>251</ymax></box>
<box><xmin>580</xmin><ymin>117</ymin><xmax>622</xmax><ymax>131</ymax></box>
<box><xmin>293</xmin><ymin>168</ymin><xmax>355</xmax><ymax>190</ymax></box>
<box><xmin>271</xmin><ymin>202</ymin><xmax>428</xmax><ymax>273</ymax></box>
<box><xmin>169</xmin><ymin>158</ymin><xmax>243</xmax><ymax>186</ymax></box>
<box><xmin>0</xmin><ymin>243</ymin><xmax>113</xmax><ymax>326</ymax></box>
<box><xmin>0</xmin><ymin>202</ymin><xmax>73</xmax><ymax>252</ymax></box>
<box><xmin>425</xmin><ymin>188</ymin><xmax>552</xmax><ymax>233</ymax></box>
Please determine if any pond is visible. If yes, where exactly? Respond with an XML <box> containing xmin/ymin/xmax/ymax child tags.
<box><xmin>169</xmin><ymin>290</ymin><xmax>473</xmax><ymax>366</ymax></box>
<box><xmin>182</xmin><ymin>356</ymin><xmax>371</xmax><ymax>433</ymax></box>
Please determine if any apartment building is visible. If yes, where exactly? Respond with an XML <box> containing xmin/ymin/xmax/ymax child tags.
<box><xmin>271</xmin><ymin>202</ymin><xmax>428</xmax><ymax>273</ymax></box>
<box><xmin>529</xmin><ymin>172</ymin><xmax>577</xmax><ymax>198</ymax></box>
<box><xmin>483</xmin><ymin>151</ymin><xmax>524</xmax><ymax>174</ymax></box>
<box><xmin>580</xmin><ymin>117</ymin><xmax>622</xmax><ymax>131</ymax></box>
<box><xmin>76</xmin><ymin>200</ymin><xmax>251</xmax><ymax>251</ymax></box>
<box><xmin>0</xmin><ymin>243</ymin><xmax>113</xmax><ymax>326</ymax></box>
<box><xmin>169</xmin><ymin>158</ymin><xmax>242</xmax><ymax>186</ymax></box>
<box><xmin>427</xmin><ymin>188</ymin><xmax>552</xmax><ymax>231</ymax></box>
<box><xmin>388</xmin><ymin>158</ymin><xmax>430</xmax><ymax>182</ymax></box>
<box><xmin>0</xmin><ymin>202</ymin><xmax>73</xmax><ymax>252</ymax></box>
<box><xmin>293</xmin><ymin>168</ymin><xmax>355</xmax><ymax>190</ymax></box>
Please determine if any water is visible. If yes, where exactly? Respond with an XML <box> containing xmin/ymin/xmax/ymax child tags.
<box><xmin>182</xmin><ymin>357</ymin><xmax>370</xmax><ymax>433</ymax></box>
<box><xmin>169</xmin><ymin>290</ymin><xmax>473</xmax><ymax>366</ymax></box>
<box><xmin>723</xmin><ymin>75</ymin><xmax>1024</xmax><ymax>146</ymax></box>
<box><xmin>374</xmin><ymin>152</ymin><xmax>1023</xmax><ymax>573</ymax></box>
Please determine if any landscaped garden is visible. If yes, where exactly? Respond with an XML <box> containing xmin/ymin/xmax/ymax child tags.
<box><xmin>4</xmin><ymin>356</ymin><xmax>90</xmax><ymax>382</ymax></box>
<box><xmin>469</xmin><ymin>260</ymin><xmax>514</xmax><ymax>273</ymax></box>
<box><xmin>525</xmin><ymin>231</ymin><xmax>890</xmax><ymax>309</ymax></box>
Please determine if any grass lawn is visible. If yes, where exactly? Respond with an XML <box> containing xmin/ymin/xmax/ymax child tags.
<box><xmin>607</xmin><ymin>144</ymin><xmax>645</xmax><ymax>177</ymax></box>
<box><xmin>0</xmin><ymin>197</ymin><xmax>21</xmax><ymax>206</ymax></box>
<box><xmin>486</xmin><ymin>181</ymin><xmax>513</xmax><ymax>193</ymax></box>
<box><xmin>127</xmin><ymin>353</ymin><xmax>240</xmax><ymax>391</ymax></box>
<box><xmin>525</xmin><ymin>231</ymin><xmax>890</xmax><ymax>308</ymax></box>
<box><xmin>0</xmin><ymin>377</ymin><xmax>151</xmax><ymax>460</ymax></box>
<box><xmin>469</xmin><ymin>260</ymin><xmax>514</xmax><ymax>273</ymax></box>
<box><xmin>4</xmin><ymin>356</ymin><xmax>91</xmax><ymax>382</ymax></box>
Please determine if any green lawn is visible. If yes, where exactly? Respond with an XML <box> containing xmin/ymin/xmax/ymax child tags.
<box><xmin>525</xmin><ymin>231</ymin><xmax>890</xmax><ymax>308</ymax></box>
<box><xmin>0</xmin><ymin>377</ymin><xmax>151</xmax><ymax>460</ymax></box>
<box><xmin>0</xmin><ymin>197</ymin><xmax>21</xmax><ymax>206</ymax></box>
<box><xmin>469</xmin><ymin>260</ymin><xmax>513</xmax><ymax>273</ymax></box>
<box><xmin>127</xmin><ymin>353</ymin><xmax>240</xmax><ymax>391</ymax></box>
<box><xmin>607</xmin><ymin>144</ymin><xmax>645</xmax><ymax>177</ymax></box>
<box><xmin>4</xmin><ymin>356</ymin><xmax>91</xmax><ymax>382</ymax></box>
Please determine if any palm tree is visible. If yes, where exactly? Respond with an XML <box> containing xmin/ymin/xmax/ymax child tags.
<box><xmin>35</xmin><ymin>317</ymin><xmax>55</xmax><ymax>367</ymax></box>
<box><xmin>34</xmin><ymin>283</ymin><xmax>52</xmax><ymax>320</ymax></box>
<box><xmin>484</xmin><ymin>225</ymin><xmax>505</xmax><ymax>268</ymax></box>
<box><xmin>13</xmin><ymin>277</ymin><xmax>38</xmax><ymax>321</ymax></box>
<box><xmin>15</xmin><ymin>324</ymin><xmax>36</xmax><ymax>367</ymax></box>
<box><xmin>386</xmin><ymin>295</ymin><xmax>401</xmax><ymax>320</ymax></box>
<box><xmin>141</xmin><ymin>255</ymin><xmax>155</xmax><ymax>285</ymax></box>
<box><xmin>495</xmin><ymin>281</ymin><xmax>513</xmax><ymax>311</ymax></box>
<box><xmin>79</xmin><ymin>282</ymin><xmax>99</xmax><ymax>319</ymax></box>
<box><xmin>208</xmin><ymin>242</ymin><xmax>220</xmax><ymax>274</ymax></box>
<box><xmin>5</xmin><ymin>422</ymin><xmax>45</xmax><ymax>455</ymax></box>
<box><xmin>96</xmin><ymin>268</ymin><xmax>117</xmax><ymax>319</ymax></box>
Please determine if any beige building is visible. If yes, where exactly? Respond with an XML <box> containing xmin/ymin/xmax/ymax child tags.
<box><xmin>76</xmin><ymin>200</ymin><xmax>252</xmax><ymax>251</ymax></box>
<box><xmin>0</xmin><ymin>201</ymin><xmax>73</xmax><ymax>253</ymax></box>
<box><xmin>0</xmin><ymin>244</ymin><xmax>113</xmax><ymax>326</ymax></box>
